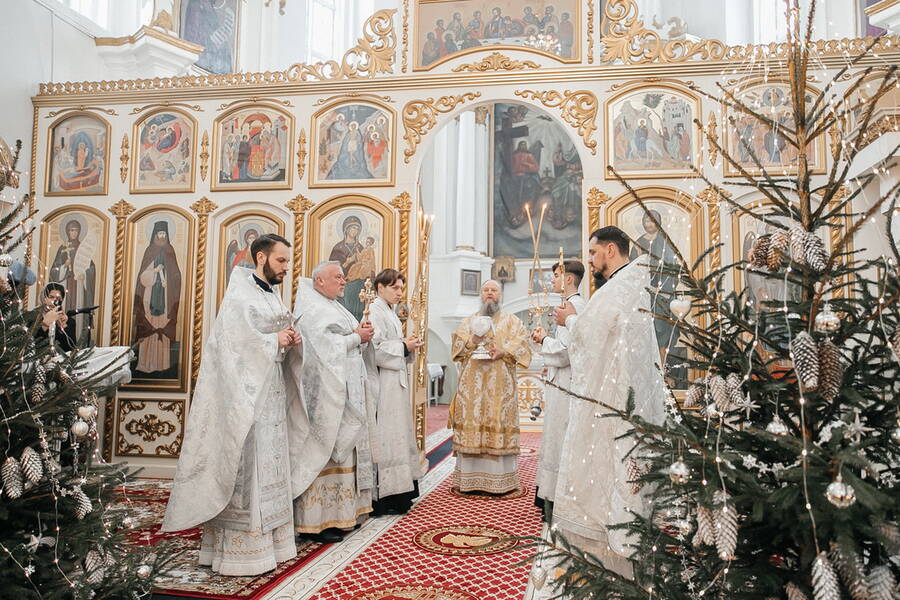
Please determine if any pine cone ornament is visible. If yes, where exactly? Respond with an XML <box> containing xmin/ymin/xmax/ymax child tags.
<box><xmin>812</xmin><ymin>552</ymin><xmax>841</xmax><ymax>600</ymax></box>
<box><xmin>626</xmin><ymin>458</ymin><xmax>647</xmax><ymax>495</ymax></box>
<box><xmin>876</xmin><ymin>521</ymin><xmax>900</xmax><ymax>552</ymax></box>
<box><xmin>693</xmin><ymin>505</ymin><xmax>716</xmax><ymax>547</ymax></box>
<box><xmin>868</xmin><ymin>565</ymin><xmax>897</xmax><ymax>600</ymax></box>
<box><xmin>19</xmin><ymin>447</ymin><xmax>43</xmax><ymax>485</ymax></box>
<box><xmin>891</xmin><ymin>328</ymin><xmax>900</xmax><ymax>362</ymax></box>
<box><xmin>767</xmin><ymin>238</ymin><xmax>786</xmax><ymax>270</ymax></box>
<box><xmin>786</xmin><ymin>582</ymin><xmax>811</xmax><ymax>600</ymax></box>
<box><xmin>790</xmin><ymin>227</ymin><xmax>808</xmax><ymax>265</ymax></box>
<box><xmin>791</xmin><ymin>332</ymin><xmax>820</xmax><ymax>392</ymax></box>
<box><xmin>31</xmin><ymin>365</ymin><xmax>46</xmax><ymax>405</ymax></box>
<box><xmin>2</xmin><ymin>457</ymin><xmax>24</xmax><ymax>499</ymax></box>
<box><xmin>750</xmin><ymin>234</ymin><xmax>771</xmax><ymax>269</ymax></box>
<box><xmin>771</xmin><ymin>229</ymin><xmax>791</xmax><ymax>254</ymax></box>
<box><xmin>84</xmin><ymin>549</ymin><xmax>108</xmax><ymax>584</ymax></box>
<box><xmin>684</xmin><ymin>381</ymin><xmax>704</xmax><ymax>408</ymax></box>
<box><xmin>72</xmin><ymin>487</ymin><xmax>93</xmax><ymax>520</ymax></box>
<box><xmin>828</xmin><ymin>542</ymin><xmax>868</xmax><ymax>600</ymax></box>
<box><xmin>709</xmin><ymin>375</ymin><xmax>731</xmax><ymax>413</ymax></box>
<box><xmin>803</xmin><ymin>232</ymin><xmax>829</xmax><ymax>273</ymax></box>
<box><xmin>714</xmin><ymin>491</ymin><xmax>738</xmax><ymax>560</ymax></box>
<box><xmin>725</xmin><ymin>373</ymin><xmax>744</xmax><ymax>409</ymax></box>
<box><xmin>818</xmin><ymin>339</ymin><xmax>844</xmax><ymax>402</ymax></box>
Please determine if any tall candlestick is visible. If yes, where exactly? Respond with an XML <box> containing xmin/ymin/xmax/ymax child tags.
<box><xmin>558</xmin><ymin>246</ymin><xmax>566</xmax><ymax>307</ymax></box>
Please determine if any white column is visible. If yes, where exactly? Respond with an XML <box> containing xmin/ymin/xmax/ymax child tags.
<box><xmin>455</xmin><ymin>110</ymin><xmax>477</xmax><ymax>251</ymax></box>
<box><xmin>473</xmin><ymin>108</ymin><xmax>491</xmax><ymax>255</ymax></box>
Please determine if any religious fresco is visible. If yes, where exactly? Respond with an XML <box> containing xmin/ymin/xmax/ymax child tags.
<box><xmin>212</xmin><ymin>104</ymin><xmax>293</xmax><ymax>191</ymax></box>
<box><xmin>46</xmin><ymin>113</ymin><xmax>109</xmax><ymax>196</ymax></box>
<box><xmin>179</xmin><ymin>0</ymin><xmax>238</xmax><ymax>74</ymax></box>
<box><xmin>414</xmin><ymin>0</ymin><xmax>580</xmax><ymax>70</ymax></box>
<box><xmin>606</xmin><ymin>85</ymin><xmax>700</xmax><ymax>179</ymax></box>
<box><xmin>122</xmin><ymin>208</ymin><xmax>194</xmax><ymax>392</ymax></box>
<box><xmin>491</xmin><ymin>102</ymin><xmax>582</xmax><ymax>259</ymax></box>
<box><xmin>217</xmin><ymin>211</ymin><xmax>284</xmax><ymax>307</ymax></box>
<box><xmin>132</xmin><ymin>109</ymin><xmax>196</xmax><ymax>194</ymax></box>
<box><xmin>307</xmin><ymin>196</ymin><xmax>395</xmax><ymax>322</ymax></box>
<box><xmin>310</xmin><ymin>101</ymin><xmax>395</xmax><ymax>188</ymax></box>
<box><xmin>724</xmin><ymin>81</ymin><xmax>824</xmax><ymax>176</ymax></box>
<box><xmin>39</xmin><ymin>207</ymin><xmax>109</xmax><ymax>345</ymax></box>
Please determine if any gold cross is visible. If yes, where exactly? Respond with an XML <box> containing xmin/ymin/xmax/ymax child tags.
<box><xmin>359</xmin><ymin>278</ymin><xmax>376</xmax><ymax>323</ymax></box>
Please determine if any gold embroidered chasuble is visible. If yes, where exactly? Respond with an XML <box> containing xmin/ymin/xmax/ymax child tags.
<box><xmin>448</xmin><ymin>311</ymin><xmax>531</xmax><ymax>455</ymax></box>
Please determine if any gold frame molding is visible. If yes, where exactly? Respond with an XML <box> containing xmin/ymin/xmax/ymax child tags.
<box><xmin>130</xmin><ymin>106</ymin><xmax>199</xmax><ymax>194</ymax></box>
<box><xmin>120</xmin><ymin>204</ymin><xmax>196</xmax><ymax>393</ymax></box>
<box><xmin>210</xmin><ymin>101</ymin><xmax>295</xmax><ymax>192</ymax></box>
<box><xmin>402</xmin><ymin>92</ymin><xmax>481</xmax><ymax>163</ymax></box>
<box><xmin>604</xmin><ymin>81</ymin><xmax>701</xmax><ymax>179</ymax></box>
<box><xmin>37</xmin><ymin>204</ymin><xmax>111</xmax><ymax>344</ymax></box>
<box><xmin>215</xmin><ymin>209</ymin><xmax>286</xmax><ymax>308</ymax></box>
<box><xmin>411</xmin><ymin>0</ymin><xmax>582</xmax><ymax>72</ymax></box>
<box><xmin>44</xmin><ymin>111</ymin><xmax>111</xmax><ymax>197</ymax></box>
<box><xmin>114</xmin><ymin>398</ymin><xmax>186</xmax><ymax>458</ymax></box>
<box><xmin>308</xmin><ymin>98</ymin><xmax>397</xmax><ymax>189</ymax></box>
<box><xmin>304</xmin><ymin>194</ymin><xmax>397</xmax><ymax>281</ymax></box>
<box><xmin>514</xmin><ymin>88</ymin><xmax>598</xmax><ymax>155</ymax></box>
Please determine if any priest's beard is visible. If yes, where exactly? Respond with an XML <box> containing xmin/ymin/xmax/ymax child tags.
<box><xmin>262</xmin><ymin>258</ymin><xmax>284</xmax><ymax>286</ymax></box>
<box><xmin>479</xmin><ymin>300</ymin><xmax>500</xmax><ymax>317</ymax></box>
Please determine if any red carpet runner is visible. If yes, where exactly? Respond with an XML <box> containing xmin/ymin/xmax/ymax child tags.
<box><xmin>308</xmin><ymin>433</ymin><xmax>543</xmax><ymax>600</ymax></box>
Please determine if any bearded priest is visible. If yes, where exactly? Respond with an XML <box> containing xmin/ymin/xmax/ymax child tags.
<box><xmin>552</xmin><ymin>226</ymin><xmax>667</xmax><ymax>576</ymax></box>
<box><xmin>290</xmin><ymin>261</ymin><xmax>379</xmax><ymax>544</ymax></box>
<box><xmin>448</xmin><ymin>280</ymin><xmax>531</xmax><ymax>494</ymax></box>
<box><xmin>162</xmin><ymin>234</ymin><xmax>302</xmax><ymax>576</ymax></box>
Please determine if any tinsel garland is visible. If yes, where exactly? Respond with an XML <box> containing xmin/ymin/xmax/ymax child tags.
<box><xmin>811</xmin><ymin>552</ymin><xmax>841</xmax><ymax>600</ymax></box>
<box><xmin>828</xmin><ymin>542</ymin><xmax>868</xmax><ymax>600</ymax></box>
<box><xmin>790</xmin><ymin>331</ymin><xmax>820</xmax><ymax>391</ymax></box>
<box><xmin>818</xmin><ymin>339</ymin><xmax>844</xmax><ymax>402</ymax></box>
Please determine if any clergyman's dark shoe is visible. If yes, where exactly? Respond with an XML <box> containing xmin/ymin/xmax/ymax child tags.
<box><xmin>297</xmin><ymin>528</ymin><xmax>344</xmax><ymax>544</ymax></box>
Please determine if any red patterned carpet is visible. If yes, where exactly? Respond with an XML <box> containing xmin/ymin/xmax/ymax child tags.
<box><xmin>308</xmin><ymin>433</ymin><xmax>543</xmax><ymax>600</ymax></box>
<box><xmin>426</xmin><ymin>404</ymin><xmax>450</xmax><ymax>436</ymax></box>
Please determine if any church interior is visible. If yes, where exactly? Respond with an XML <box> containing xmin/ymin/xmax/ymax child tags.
<box><xmin>1</xmin><ymin>0</ymin><xmax>899</xmax><ymax>599</ymax></box>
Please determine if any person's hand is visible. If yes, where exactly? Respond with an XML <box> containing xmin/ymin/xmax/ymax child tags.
<box><xmin>490</xmin><ymin>347</ymin><xmax>506</xmax><ymax>361</ymax></box>
<box><xmin>277</xmin><ymin>328</ymin><xmax>296</xmax><ymax>348</ymax></box>
<box><xmin>58</xmin><ymin>312</ymin><xmax>69</xmax><ymax>328</ymax></box>
<box><xmin>41</xmin><ymin>307</ymin><xmax>60</xmax><ymax>330</ymax></box>
<box><xmin>356</xmin><ymin>321</ymin><xmax>375</xmax><ymax>344</ymax></box>
<box><xmin>554</xmin><ymin>301</ymin><xmax>576</xmax><ymax>326</ymax></box>
<box><xmin>531</xmin><ymin>326</ymin><xmax>547</xmax><ymax>345</ymax></box>
<box><xmin>286</xmin><ymin>327</ymin><xmax>302</xmax><ymax>346</ymax></box>
<box><xmin>404</xmin><ymin>334</ymin><xmax>423</xmax><ymax>352</ymax></box>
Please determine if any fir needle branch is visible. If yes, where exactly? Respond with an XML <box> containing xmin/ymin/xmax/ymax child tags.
<box><xmin>690</xmin><ymin>164</ymin><xmax>795</xmax><ymax>227</ymax></box>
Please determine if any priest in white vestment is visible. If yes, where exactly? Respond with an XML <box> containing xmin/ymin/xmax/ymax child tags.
<box><xmin>553</xmin><ymin>226</ymin><xmax>667</xmax><ymax>576</ymax></box>
<box><xmin>162</xmin><ymin>234</ymin><xmax>302</xmax><ymax>576</ymax></box>
<box><xmin>290</xmin><ymin>261</ymin><xmax>378</xmax><ymax>544</ymax></box>
<box><xmin>530</xmin><ymin>259</ymin><xmax>587</xmax><ymax>522</ymax></box>
<box><xmin>369</xmin><ymin>268</ymin><xmax>425</xmax><ymax>515</ymax></box>
<box><xmin>449</xmin><ymin>280</ymin><xmax>531</xmax><ymax>494</ymax></box>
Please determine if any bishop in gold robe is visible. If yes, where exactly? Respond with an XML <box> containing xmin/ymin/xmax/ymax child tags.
<box><xmin>448</xmin><ymin>280</ymin><xmax>531</xmax><ymax>494</ymax></box>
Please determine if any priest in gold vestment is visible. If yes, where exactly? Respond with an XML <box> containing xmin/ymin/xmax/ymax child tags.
<box><xmin>448</xmin><ymin>280</ymin><xmax>531</xmax><ymax>494</ymax></box>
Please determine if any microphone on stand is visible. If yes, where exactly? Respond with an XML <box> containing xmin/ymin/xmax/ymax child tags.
<box><xmin>66</xmin><ymin>305</ymin><xmax>99</xmax><ymax>317</ymax></box>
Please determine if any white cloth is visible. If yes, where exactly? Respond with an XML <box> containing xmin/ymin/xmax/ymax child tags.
<box><xmin>535</xmin><ymin>292</ymin><xmax>587</xmax><ymax>502</ymax></box>
<box><xmin>369</xmin><ymin>297</ymin><xmax>423</xmax><ymax>499</ymax></box>
<box><xmin>163</xmin><ymin>268</ymin><xmax>302</xmax><ymax>575</ymax></box>
<box><xmin>553</xmin><ymin>259</ymin><xmax>667</xmax><ymax>559</ymax></box>
<box><xmin>454</xmin><ymin>454</ymin><xmax>519</xmax><ymax>494</ymax></box>
<box><xmin>289</xmin><ymin>279</ymin><xmax>379</xmax><ymax>531</ymax></box>
<box><xmin>198</xmin><ymin>522</ymin><xmax>296</xmax><ymax>576</ymax></box>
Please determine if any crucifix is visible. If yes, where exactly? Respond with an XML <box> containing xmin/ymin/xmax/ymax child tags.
<box><xmin>359</xmin><ymin>277</ymin><xmax>376</xmax><ymax>323</ymax></box>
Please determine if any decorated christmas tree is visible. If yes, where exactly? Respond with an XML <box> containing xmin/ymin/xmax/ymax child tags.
<box><xmin>527</xmin><ymin>1</ymin><xmax>900</xmax><ymax>598</ymax></box>
<box><xmin>0</xmin><ymin>171</ymin><xmax>173</xmax><ymax>596</ymax></box>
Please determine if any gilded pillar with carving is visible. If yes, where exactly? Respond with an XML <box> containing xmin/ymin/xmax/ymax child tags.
<box><xmin>189</xmin><ymin>197</ymin><xmax>218</xmax><ymax>392</ymax></box>
<box><xmin>285</xmin><ymin>194</ymin><xmax>314</xmax><ymax>307</ymax></box>
<box><xmin>697</xmin><ymin>187</ymin><xmax>729</xmax><ymax>274</ymax></box>
<box><xmin>586</xmin><ymin>187</ymin><xmax>609</xmax><ymax>295</ymax></box>
<box><xmin>390</xmin><ymin>191</ymin><xmax>412</xmax><ymax>299</ymax></box>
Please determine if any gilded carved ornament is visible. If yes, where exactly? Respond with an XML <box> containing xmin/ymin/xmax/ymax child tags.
<box><xmin>313</xmin><ymin>93</ymin><xmax>393</xmax><ymax>106</ymax></box>
<box><xmin>297</xmin><ymin>129</ymin><xmax>307</xmax><ymax>180</ymax></box>
<box><xmin>119</xmin><ymin>134</ymin><xmax>129</xmax><ymax>184</ymax></box>
<box><xmin>696</xmin><ymin>187</ymin><xmax>731</xmax><ymax>273</ymax></box>
<box><xmin>286</xmin><ymin>194</ymin><xmax>315</xmax><ymax>306</ymax></box>
<box><xmin>586</xmin><ymin>0</ymin><xmax>595</xmax><ymax>64</ymax></box>
<box><xmin>451</xmin><ymin>52</ymin><xmax>539</xmax><ymax>73</ymax></box>
<box><xmin>129</xmin><ymin>102</ymin><xmax>202</xmax><ymax>115</ymax></box>
<box><xmin>217</xmin><ymin>97</ymin><xmax>294</xmax><ymax>111</ymax></box>
<box><xmin>402</xmin><ymin>92</ymin><xmax>482</xmax><ymax>163</ymax></box>
<box><xmin>189</xmin><ymin>197</ymin><xmax>218</xmax><ymax>392</ymax></box>
<box><xmin>45</xmin><ymin>106</ymin><xmax>117</xmax><ymax>117</ymax></box>
<box><xmin>199</xmin><ymin>131</ymin><xmax>209</xmax><ymax>182</ymax></box>
<box><xmin>707</xmin><ymin>112</ymin><xmax>719</xmax><ymax>167</ymax></box>
<box><xmin>514</xmin><ymin>89</ymin><xmax>598</xmax><ymax>155</ymax></box>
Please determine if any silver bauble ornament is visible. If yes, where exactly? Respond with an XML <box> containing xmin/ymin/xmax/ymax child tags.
<box><xmin>0</xmin><ymin>254</ymin><xmax>12</xmax><ymax>267</ymax></box>
<box><xmin>814</xmin><ymin>304</ymin><xmax>840</xmax><ymax>335</ymax></box>
<box><xmin>825</xmin><ymin>473</ymin><xmax>856</xmax><ymax>508</ymax></box>
<box><xmin>766</xmin><ymin>417</ymin><xmax>789</xmax><ymax>436</ymax></box>
<box><xmin>136</xmin><ymin>564</ymin><xmax>152</xmax><ymax>579</ymax></box>
<box><xmin>669</xmin><ymin>460</ymin><xmax>691</xmax><ymax>484</ymax></box>
<box><xmin>529</xmin><ymin>404</ymin><xmax>542</xmax><ymax>421</ymax></box>
<box><xmin>70</xmin><ymin>419</ymin><xmax>89</xmax><ymax>437</ymax></box>
<box><xmin>531</xmin><ymin>565</ymin><xmax>548</xmax><ymax>589</ymax></box>
<box><xmin>890</xmin><ymin>424</ymin><xmax>900</xmax><ymax>444</ymax></box>
<box><xmin>670</xmin><ymin>297</ymin><xmax>691</xmax><ymax>320</ymax></box>
<box><xmin>77</xmin><ymin>405</ymin><xmax>97</xmax><ymax>420</ymax></box>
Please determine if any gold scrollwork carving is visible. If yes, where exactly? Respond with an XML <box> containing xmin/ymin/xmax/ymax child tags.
<box><xmin>297</xmin><ymin>129</ymin><xmax>307</xmax><ymax>180</ymax></box>
<box><xmin>199</xmin><ymin>130</ymin><xmax>209</xmax><ymax>181</ymax></box>
<box><xmin>859</xmin><ymin>114</ymin><xmax>900</xmax><ymax>150</ymax></box>
<box><xmin>129</xmin><ymin>102</ymin><xmax>203</xmax><ymax>115</ymax></box>
<box><xmin>108</xmin><ymin>199</ymin><xmax>136</xmax><ymax>343</ymax></box>
<box><xmin>285</xmin><ymin>9</ymin><xmax>397</xmax><ymax>81</ymax></box>
<box><xmin>314</xmin><ymin>93</ymin><xmax>393</xmax><ymax>106</ymax></box>
<box><xmin>45</xmin><ymin>105</ymin><xmax>118</xmax><ymax>117</ymax></box>
<box><xmin>586</xmin><ymin>0</ymin><xmax>595</xmax><ymax>64</ymax></box>
<box><xmin>517</xmin><ymin>378</ymin><xmax>542</xmax><ymax>413</ymax></box>
<box><xmin>125</xmin><ymin>413</ymin><xmax>177</xmax><ymax>441</ymax></box>
<box><xmin>586</xmin><ymin>187</ymin><xmax>609</xmax><ymax>295</ymax></box>
<box><xmin>217</xmin><ymin>97</ymin><xmax>294</xmax><ymax>111</ymax></box>
<box><xmin>189</xmin><ymin>197</ymin><xmax>218</xmax><ymax>393</ymax></box>
<box><xmin>116</xmin><ymin>399</ymin><xmax>184</xmax><ymax>457</ymax></box>
<box><xmin>514</xmin><ymin>89</ymin><xmax>598</xmax><ymax>155</ymax></box>
<box><xmin>697</xmin><ymin>187</ymin><xmax>730</xmax><ymax>273</ymax></box>
<box><xmin>707</xmin><ymin>112</ymin><xmax>719</xmax><ymax>167</ymax></box>
<box><xmin>285</xmin><ymin>194</ymin><xmax>315</xmax><ymax>306</ymax></box>
<box><xmin>608</xmin><ymin>77</ymin><xmax>695</xmax><ymax>92</ymax></box>
<box><xmin>119</xmin><ymin>134</ymin><xmax>129</xmax><ymax>183</ymax></box>
<box><xmin>475</xmin><ymin>106</ymin><xmax>489</xmax><ymax>126</ymax></box>
<box><xmin>390</xmin><ymin>191</ymin><xmax>412</xmax><ymax>299</ymax></box>
<box><xmin>401</xmin><ymin>0</ymin><xmax>410</xmax><ymax>73</ymax></box>
<box><xmin>402</xmin><ymin>92</ymin><xmax>481</xmax><ymax>163</ymax></box>
<box><xmin>451</xmin><ymin>52</ymin><xmax>539</xmax><ymax>73</ymax></box>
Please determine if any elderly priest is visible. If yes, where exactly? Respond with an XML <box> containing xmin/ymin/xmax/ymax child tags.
<box><xmin>162</xmin><ymin>233</ymin><xmax>302</xmax><ymax>576</ymax></box>
<box><xmin>290</xmin><ymin>261</ymin><xmax>379</xmax><ymax>544</ymax></box>
<box><xmin>448</xmin><ymin>280</ymin><xmax>531</xmax><ymax>494</ymax></box>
